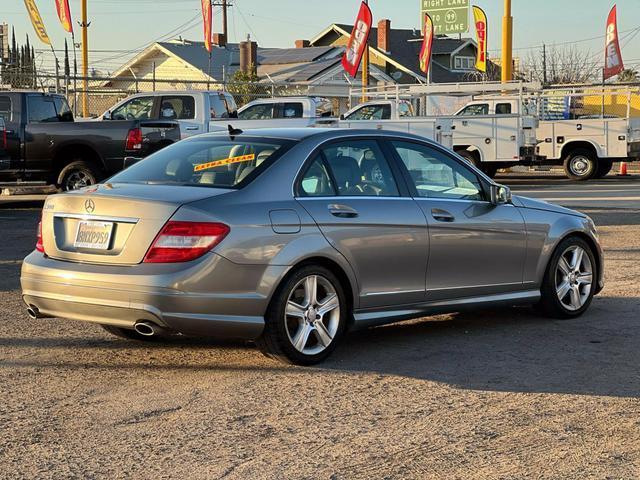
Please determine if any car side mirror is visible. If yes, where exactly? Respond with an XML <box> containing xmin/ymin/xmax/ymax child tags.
<box><xmin>103</xmin><ymin>110</ymin><xmax>112</xmax><ymax>120</ymax></box>
<box><xmin>490</xmin><ymin>184</ymin><xmax>512</xmax><ymax>205</ymax></box>
<box><xmin>339</xmin><ymin>114</ymin><xmax>345</xmax><ymax>120</ymax></box>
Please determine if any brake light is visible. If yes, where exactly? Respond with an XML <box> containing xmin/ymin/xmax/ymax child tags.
<box><xmin>143</xmin><ymin>221</ymin><xmax>230</xmax><ymax>263</ymax></box>
<box><xmin>35</xmin><ymin>220</ymin><xmax>44</xmax><ymax>253</ymax></box>
<box><xmin>125</xmin><ymin>127</ymin><xmax>143</xmax><ymax>150</ymax></box>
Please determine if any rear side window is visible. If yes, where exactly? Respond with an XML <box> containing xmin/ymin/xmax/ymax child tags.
<box><xmin>160</xmin><ymin>96</ymin><xmax>195</xmax><ymax>120</ymax></box>
<box><xmin>110</xmin><ymin>138</ymin><xmax>293</xmax><ymax>189</ymax></box>
<box><xmin>0</xmin><ymin>96</ymin><xmax>12</xmax><ymax>122</ymax></box>
<box><xmin>299</xmin><ymin>157</ymin><xmax>336</xmax><ymax>196</ymax></box>
<box><xmin>27</xmin><ymin>96</ymin><xmax>58</xmax><ymax>123</ymax></box>
<box><xmin>238</xmin><ymin>104</ymin><xmax>274</xmax><ymax>120</ymax></box>
<box><xmin>280</xmin><ymin>103</ymin><xmax>303</xmax><ymax>119</ymax></box>
<box><xmin>496</xmin><ymin>103</ymin><xmax>512</xmax><ymax>115</ymax></box>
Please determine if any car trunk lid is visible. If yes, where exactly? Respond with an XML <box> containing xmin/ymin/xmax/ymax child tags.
<box><xmin>41</xmin><ymin>183</ymin><xmax>230</xmax><ymax>265</ymax></box>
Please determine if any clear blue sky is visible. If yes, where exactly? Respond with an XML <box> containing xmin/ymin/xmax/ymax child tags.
<box><xmin>3</xmin><ymin>0</ymin><xmax>640</xmax><ymax>74</ymax></box>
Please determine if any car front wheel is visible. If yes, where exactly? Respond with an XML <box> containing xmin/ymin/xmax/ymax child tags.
<box><xmin>538</xmin><ymin>237</ymin><xmax>597</xmax><ymax>318</ymax></box>
<box><xmin>257</xmin><ymin>265</ymin><xmax>346</xmax><ymax>365</ymax></box>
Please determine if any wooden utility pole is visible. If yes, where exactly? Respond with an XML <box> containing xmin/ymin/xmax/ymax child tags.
<box><xmin>222</xmin><ymin>0</ymin><xmax>228</xmax><ymax>41</ymax></box>
<box><xmin>501</xmin><ymin>0</ymin><xmax>513</xmax><ymax>83</ymax></box>
<box><xmin>81</xmin><ymin>0</ymin><xmax>89</xmax><ymax>117</ymax></box>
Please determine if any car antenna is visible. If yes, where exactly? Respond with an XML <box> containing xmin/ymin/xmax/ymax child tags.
<box><xmin>228</xmin><ymin>124</ymin><xmax>243</xmax><ymax>140</ymax></box>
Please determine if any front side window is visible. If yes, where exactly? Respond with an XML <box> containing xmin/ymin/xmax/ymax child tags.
<box><xmin>397</xmin><ymin>102</ymin><xmax>414</xmax><ymax>117</ymax></box>
<box><xmin>345</xmin><ymin>104</ymin><xmax>391</xmax><ymax>121</ymax></box>
<box><xmin>53</xmin><ymin>96</ymin><xmax>73</xmax><ymax>121</ymax></box>
<box><xmin>110</xmin><ymin>138</ymin><xmax>292</xmax><ymax>189</ymax></box>
<box><xmin>280</xmin><ymin>103</ymin><xmax>303</xmax><ymax>119</ymax></box>
<box><xmin>159</xmin><ymin>96</ymin><xmax>195</xmax><ymax>120</ymax></box>
<box><xmin>210</xmin><ymin>94</ymin><xmax>231</xmax><ymax>119</ymax></box>
<box><xmin>238</xmin><ymin>104</ymin><xmax>274</xmax><ymax>120</ymax></box>
<box><xmin>457</xmin><ymin>103</ymin><xmax>489</xmax><ymax>116</ymax></box>
<box><xmin>111</xmin><ymin>97</ymin><xmax>154</xmax><ymax>120</ymax></box>
<box><xmin>27</xmin><ymin>96</ymin><xmax>58</xmax><ymax>123</ymax></box>
<box><xmin>391</xmin><ymin>141</ymin><xmax>485</xmax><ymax>201</ymax></box>
<box><xmin>496</xmin><ymin>103</ymin><xmax>512</xmax><ymax>115</ymax></box>
<box><xmin>320</xmin><ymin>140</ymin><xmax>399</xmax><ymax>196</ymax></box>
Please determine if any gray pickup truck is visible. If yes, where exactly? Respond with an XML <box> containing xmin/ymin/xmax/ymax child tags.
<box><xmin>0</xmin><ymin>91</ymin><xmax>180</xmax><ymax>190</ymax></box>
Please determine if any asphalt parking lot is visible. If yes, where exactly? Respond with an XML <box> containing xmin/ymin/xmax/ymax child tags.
<box><xmin>1</xmin><ymin>175</ymin><xmax>640</xmax><ymax>479</ymax></box>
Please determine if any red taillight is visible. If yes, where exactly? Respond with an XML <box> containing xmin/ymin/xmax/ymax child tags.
<box><xmin>125</xmin><ymin>127</ymin><xmax>143</xmax><ymax>151</ymax></box>
<box><xmin>35</xmin><ymin>220</ymin><xmax>44</xmax><ymax>253</ymax></box>
<box><xmin>143</xmin><ymin>221</ymin><xmax>230</xmax><ymax>263</ymax></box>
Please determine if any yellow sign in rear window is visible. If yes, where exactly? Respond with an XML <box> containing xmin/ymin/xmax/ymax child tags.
<box><xmin>194</xmin><ymin>154</ymin><xmax>255</xmax><ymax>172</ymax></box>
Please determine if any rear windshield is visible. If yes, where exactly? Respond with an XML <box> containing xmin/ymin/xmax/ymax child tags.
<box><xmin>110</xmin><ymin>137</ymin><xmax>294</xmax><ymax>188</ymax></box>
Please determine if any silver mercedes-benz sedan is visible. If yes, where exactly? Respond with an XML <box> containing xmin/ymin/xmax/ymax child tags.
<box><xmin>21</xmin><ymin>128</ymin><xmax>604</xmax><ymax>365</ymax></box>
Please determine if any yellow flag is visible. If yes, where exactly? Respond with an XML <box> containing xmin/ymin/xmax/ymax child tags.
<box><xmin>23</xmin><ymin>0</ymin><xmax>51</xmax><ymax>45</ymax></box>
<box><xmin>473</xmin><ymin>6</ymin><xmax>487</xmax><ymax>73</ymax></box>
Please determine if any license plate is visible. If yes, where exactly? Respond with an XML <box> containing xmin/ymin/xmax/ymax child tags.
<box><xmin>74</xmin><ymin>221</ymin><xmax>114</xmax><ymax>250</ymax></box>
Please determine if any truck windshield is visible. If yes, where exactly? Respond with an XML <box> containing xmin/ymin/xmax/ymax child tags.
<box><xmin>109</xmin><ymin>137</ymin><xmax>294</xmax><ymax>189</ymax></box>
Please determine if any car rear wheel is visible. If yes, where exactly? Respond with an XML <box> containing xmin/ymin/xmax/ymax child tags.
<box><xmin>538</xmin><ymin>237</ymin><xmax>596</xmax><ymax>319</ymax></box>
<box><xmin>257</xmin><ymin>265</ymin><xmax>347</xmax><ymax>365</ymax></box>
<box><xmin>563</xmin><ymin>149</ymin><xmax>597</xmax><ymax>181</ymax></box>
<box><xmin>458</xmin><ymin>150</ymin><xmax>497</xmax><ymax>178</ymax></box>
<box><xmin>57</xmin><ymin>160</ymin><xmax>102</xmax><ymax>191</ymax></box>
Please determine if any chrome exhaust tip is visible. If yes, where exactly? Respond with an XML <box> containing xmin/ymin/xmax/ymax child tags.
<box><xmin>134</xmin><ymin>321</ymin><xmax>158</xmax><ymax>337</ymax></box>
<box><xmin>26</xmin><ymin>306</ymin><xmax>40</xmax><ymax>320</ymax></box>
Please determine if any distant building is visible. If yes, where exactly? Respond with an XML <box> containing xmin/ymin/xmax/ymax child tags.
<box><xmin>0</xmin><ymin>23</ymin><xmax>9</xmax><ymax>62</ymax></box>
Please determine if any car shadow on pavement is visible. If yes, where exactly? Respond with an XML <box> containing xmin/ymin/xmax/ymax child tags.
<box><xmin>325</xmin><ymin>296</ymin><xmax>640</xmax><ymax>398</ymax></box>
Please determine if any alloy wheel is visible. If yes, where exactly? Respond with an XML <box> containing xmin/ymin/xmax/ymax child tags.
<box><xmin>284</xmin><ymin>274</ymin><xmax>340</xmax><ymax>355</ymax></box>
<box><xmin>555</xmin><ymin>245</ymin><xmax>593</xmax><ymax>311</ymax></box>
<box><xmin>64</xmin><ymin>170</ymin><xmax>94</xmax><ymax>191</ymax></box>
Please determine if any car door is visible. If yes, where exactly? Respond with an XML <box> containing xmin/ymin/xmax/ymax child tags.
<box><xmin>295</xmin><ymin>138</ymin><xmax>428</xmax><ymax>308</ymax></box>
<box><xmin>385</xmin><ymin>139</ymin><xmax>527</xmax><ymax>301</ymax></box>
<box><xmin>0</xmin><ymin>94</ymin><xmax>21</xmax><ymax>172</ymax></box>
<box><xmin>158</xmin><ymin>95</ymin><xmax>198</xmax><ymax>138</ymax></box>
<box><xmin>23</xmin><ymin>95</ymin><xmax>61</xmax><ymax>173</ymax></box>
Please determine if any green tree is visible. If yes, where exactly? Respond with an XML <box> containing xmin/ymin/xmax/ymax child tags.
<box><xmin>618</xmin><ymin>69</ymin><xmax>638</xmax><ymax>83</ymax></box>
<box><xmin>226</xmin><ymin>65</ymin><xmax>269</xmax><ymax>107</ymax></box>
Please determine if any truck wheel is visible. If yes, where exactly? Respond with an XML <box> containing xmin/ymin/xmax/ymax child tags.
<box><xmin>458</xmin><ymin>150</ymin><xmax>497</xmax><ymax>178</ymax></box>
<box><xmin>563</xmin><ymin>149</ymin><xmax>597</xmax><ymax>181</ymax></box>
<box><xmin>594</xmin><ymin>158</ymin><xmax>613</xmax><ymax>178</ymax></box>
<box><xmin>57</xmin><ymin>160</ymin><xmax>101</xmax><ymax>191</ymax></box>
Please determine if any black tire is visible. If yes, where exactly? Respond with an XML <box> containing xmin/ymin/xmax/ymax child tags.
<box><xmin>57</xmin><ymin>160</ymin><xmax>102</xmax><ymax>191</ymax></box>
<box><xmin>594</xmin><ymin>158</ymin><xmax>613</xmax><ymax>178</ymax></box>
<box><xmin>101</xmin><ymin>324</ymin><xmax>159</xmax><ymax>341</ymax></box>
<box><xmin>458</xmin><ymin>150</ymin><xmax>497</xmax><ymax>178</ymax></box>
<box><xmin>538</xmin><ymin>236</ymin><xmax>597</xmax><ymax>319</ymax></box>
<box><xmin>256</xmin><ymin>265</ymin><xmax>347</xmax><ymax>365</ymax></box>
<box><xmin>563</xmin><ymin>148</ymin><xmax>597</xmax><ymax>181</ymax></box>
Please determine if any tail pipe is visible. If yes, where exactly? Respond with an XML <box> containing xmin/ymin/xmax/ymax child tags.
<box><xmin>134</xmin><ymin>321</ymin><xmax>166</xmax><ymax>337</ymax></box>
<box><xmin>26</xmin><ymin>305</ymin><xmax>41</xmax><ymax>319</ymax></box>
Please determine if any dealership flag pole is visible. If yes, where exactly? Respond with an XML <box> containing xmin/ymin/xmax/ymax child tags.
<box><xmin>362</xmin><ymin>0</ymin><xmax>369</xmax><ymax>103</ymax></box>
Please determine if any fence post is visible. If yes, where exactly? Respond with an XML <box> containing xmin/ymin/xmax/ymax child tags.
<box><xmin>152</xmin><ymin>62</ymin><xmax>156</xmax><ymax>92</ymax></box>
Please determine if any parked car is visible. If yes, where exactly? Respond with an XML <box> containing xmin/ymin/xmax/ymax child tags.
<box><xmin>0</xmin><ymin>91</ymin><xmax>180</xmax><ymax>190</ymax></box>
<box><xmin>21</xmin><ymin>128</ymin><xmax>604</xmax><ymax>365</ymax></box>
<box><xmin>100</xmin><ymin>90</ymin><xmax>238</xmax><ymax>138</ymax></box>
<box><xmin>208</xmin><ymin>96</ymin><xmax>336</xmax><ymax>132</ymax></box>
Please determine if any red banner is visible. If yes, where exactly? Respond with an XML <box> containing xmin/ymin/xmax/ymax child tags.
<box><xmin>473</xmin><ymin>6</ymin><xmax>487</xmax><ymax>73</ymax></box>
<box><xmin>419</xmin><ymin>14</ymin><xmax>434</xmax><ymax>75</ymax></box>
<box><xmin>341</xmin><ymin>1</ymin><xmax>373</xmax><ymax>78</ymax></box>
<box><xmin>604</xmin><ymin>4</ymin><xmax>624</xmax><ymax>80</ymax></box>
<box><xmin>54</xmin><ymin>0</ymin><xmax>73</xmax><ymax>34</ymax></box>
<box><xmin>201</xmin><ymin>0</ymin><xmax>212</xmax><ymax>52</ymax></box>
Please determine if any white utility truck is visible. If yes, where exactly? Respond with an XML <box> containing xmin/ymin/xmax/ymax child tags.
<box><xmin>458</xmin><ymin>90</ymin><xmax>640</xmax><ymax>180</ymax></box>
<box><xmin>340</xmin><ymin>82</ymin><xmax>540</xmax><ymax>178</ymax></box>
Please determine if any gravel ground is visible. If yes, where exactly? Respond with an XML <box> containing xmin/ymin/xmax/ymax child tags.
<box><xmin>1</xmin><ymin>203</ymin><xmax>640</xmax><ymax>479</ymax></box>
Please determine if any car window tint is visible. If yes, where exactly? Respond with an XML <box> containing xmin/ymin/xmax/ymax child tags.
<box><xmin>110</xmin><ymin>139</ymin><xmax>291</xmax><ymax>189</ymax></box>
<box><xmin>281</xmin><ymin>103</ymin><xmax>303</xmax><ymax>119</ymax></box>
<box><xmin>210</xmin><ymin>94</ymin><xmax>230</xmax><ymax>118</ymax></box>
<box><xmin>496</xmin><ymin>103</ymin><xmax>512</xmax><ymax>115</ymax></box>
<box><xmin>458</xmin><ymin>103</ymin><xmax>489</xmax><ymax>116</ymax></box>
<box><xmin>345</xmin><ymin>104</ymin><xmax>391</xmax><ymax>120</ymax></box>
<box><xmin>0</xmin><ymin>96</ymin><xmax>12</xmax><ymax>122</ymax></box>
<box><xmin>27</xmin><ymin>96</ymin><xmax>58</xmax><ymax>123</ymax></box>
<box><xmin>160</xmin><ymin>96</ymin><xmax>195</xmax><ymax>119</ymax></box>
<box><xmin>321</xmin><ymin>140</ymin><xmax>399</xmax><ymax>197</ymax></box>
<box><xmin>391</xmin><ymin>141</ymin><xmax>485</xmax><ymax>201</ymax></box>
<box><xmin>53</xmin><ymin>96</ymin><xmax>73</xmax><ymax>121</ymax></box>
<box><xmin>112</xmin><ymin>97</ymin><xmax>154</xmax><ymax>120</ymax></box>
<box><xmin>238</xmin><ymin>104</ymin><xmax>274</xmax><ymax>120</ymax></box>
<box><xmin>299</xmin><ymin>157</ymin><xmax>336</xmax><ymax>197</ymax></box>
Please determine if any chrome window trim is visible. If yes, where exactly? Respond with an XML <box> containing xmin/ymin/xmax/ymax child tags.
<box><xmin>53</xmin><ymin>213</ymin><xmax>139</xmax><ymax>224</ymax></box>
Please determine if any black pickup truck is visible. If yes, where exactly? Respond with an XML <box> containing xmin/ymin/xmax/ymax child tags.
<box><xmin>0</xmin><ymin>91</ymin><xmax>180</xmax><ymax>190</ymax></box>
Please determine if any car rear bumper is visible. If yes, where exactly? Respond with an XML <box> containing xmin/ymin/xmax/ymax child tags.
<box><xmin>20</xmin><ymin>251</ymin><xmax>287</xmax><ymax>340</ymax></box>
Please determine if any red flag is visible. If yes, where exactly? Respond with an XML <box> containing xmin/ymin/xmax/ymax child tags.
<box><xmin>342</xmin><ymin>1</ymin><xmax>373</xmax><ymax>78</ymax></box>
<box><xmin>54</xmin><ymin>0</ymin><xmax>73</xmax><ymax>34</ymax></box>
<box><xmin>604</xmin><ymin>4</ymin><xmax>624</xmax><ymax>80</ymax></box>
<box><xmin>419</xmin><ymin>14</ymin><xmax>434</xmax><ymax>75</ymax></box>
<box><xmin>201</xmin><ymin>0</ymin><xmax>212</xmax><ymax>52</ymax></box>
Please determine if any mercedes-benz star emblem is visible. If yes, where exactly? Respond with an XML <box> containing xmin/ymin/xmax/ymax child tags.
<box><xmin>84</xmin><ymin>199</ymin><xmax>95</xmax><ymax>213</ymax></box>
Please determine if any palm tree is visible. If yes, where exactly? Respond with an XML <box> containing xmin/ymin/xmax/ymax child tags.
<box><xmin>618</xmin><ymin>69</ymin><xmax>638</xmax><ymax>83</ymax></box>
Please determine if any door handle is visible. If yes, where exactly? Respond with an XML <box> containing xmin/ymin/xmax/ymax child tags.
<box><xmin>328</xmin><ymin>204</ymin><xmax>359</xmax><ymax>218</ymax></box>
<box><xmin>185</xmin><ymin>126</ymin><xmax>199</xmax><ymax>131</ymax></box>
<box><xmin>431</xmin><ymin>208</ymin><xmax>455</xmax><ymax>222</ymax></box>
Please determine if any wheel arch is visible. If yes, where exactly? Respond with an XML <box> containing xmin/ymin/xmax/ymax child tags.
<box><xmin>454</xmin><ymin>145</ymin><xmax>483</xmax><ymax>162</ymax></box>
<box><xmin>52</xmin><ymin>142</ymin><xmax>106</xmax><ymax>176</ymax></box>
<box><xmin>561</xmin><ymin>140</ymin><xmax>602</xmax><ymax>160</ymax></box>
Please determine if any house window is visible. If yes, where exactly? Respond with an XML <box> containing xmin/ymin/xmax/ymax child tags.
<box><xmin>454</xmin><ymin>56</ymin><xmax>475</xmax><ymax>71</ymax></box>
